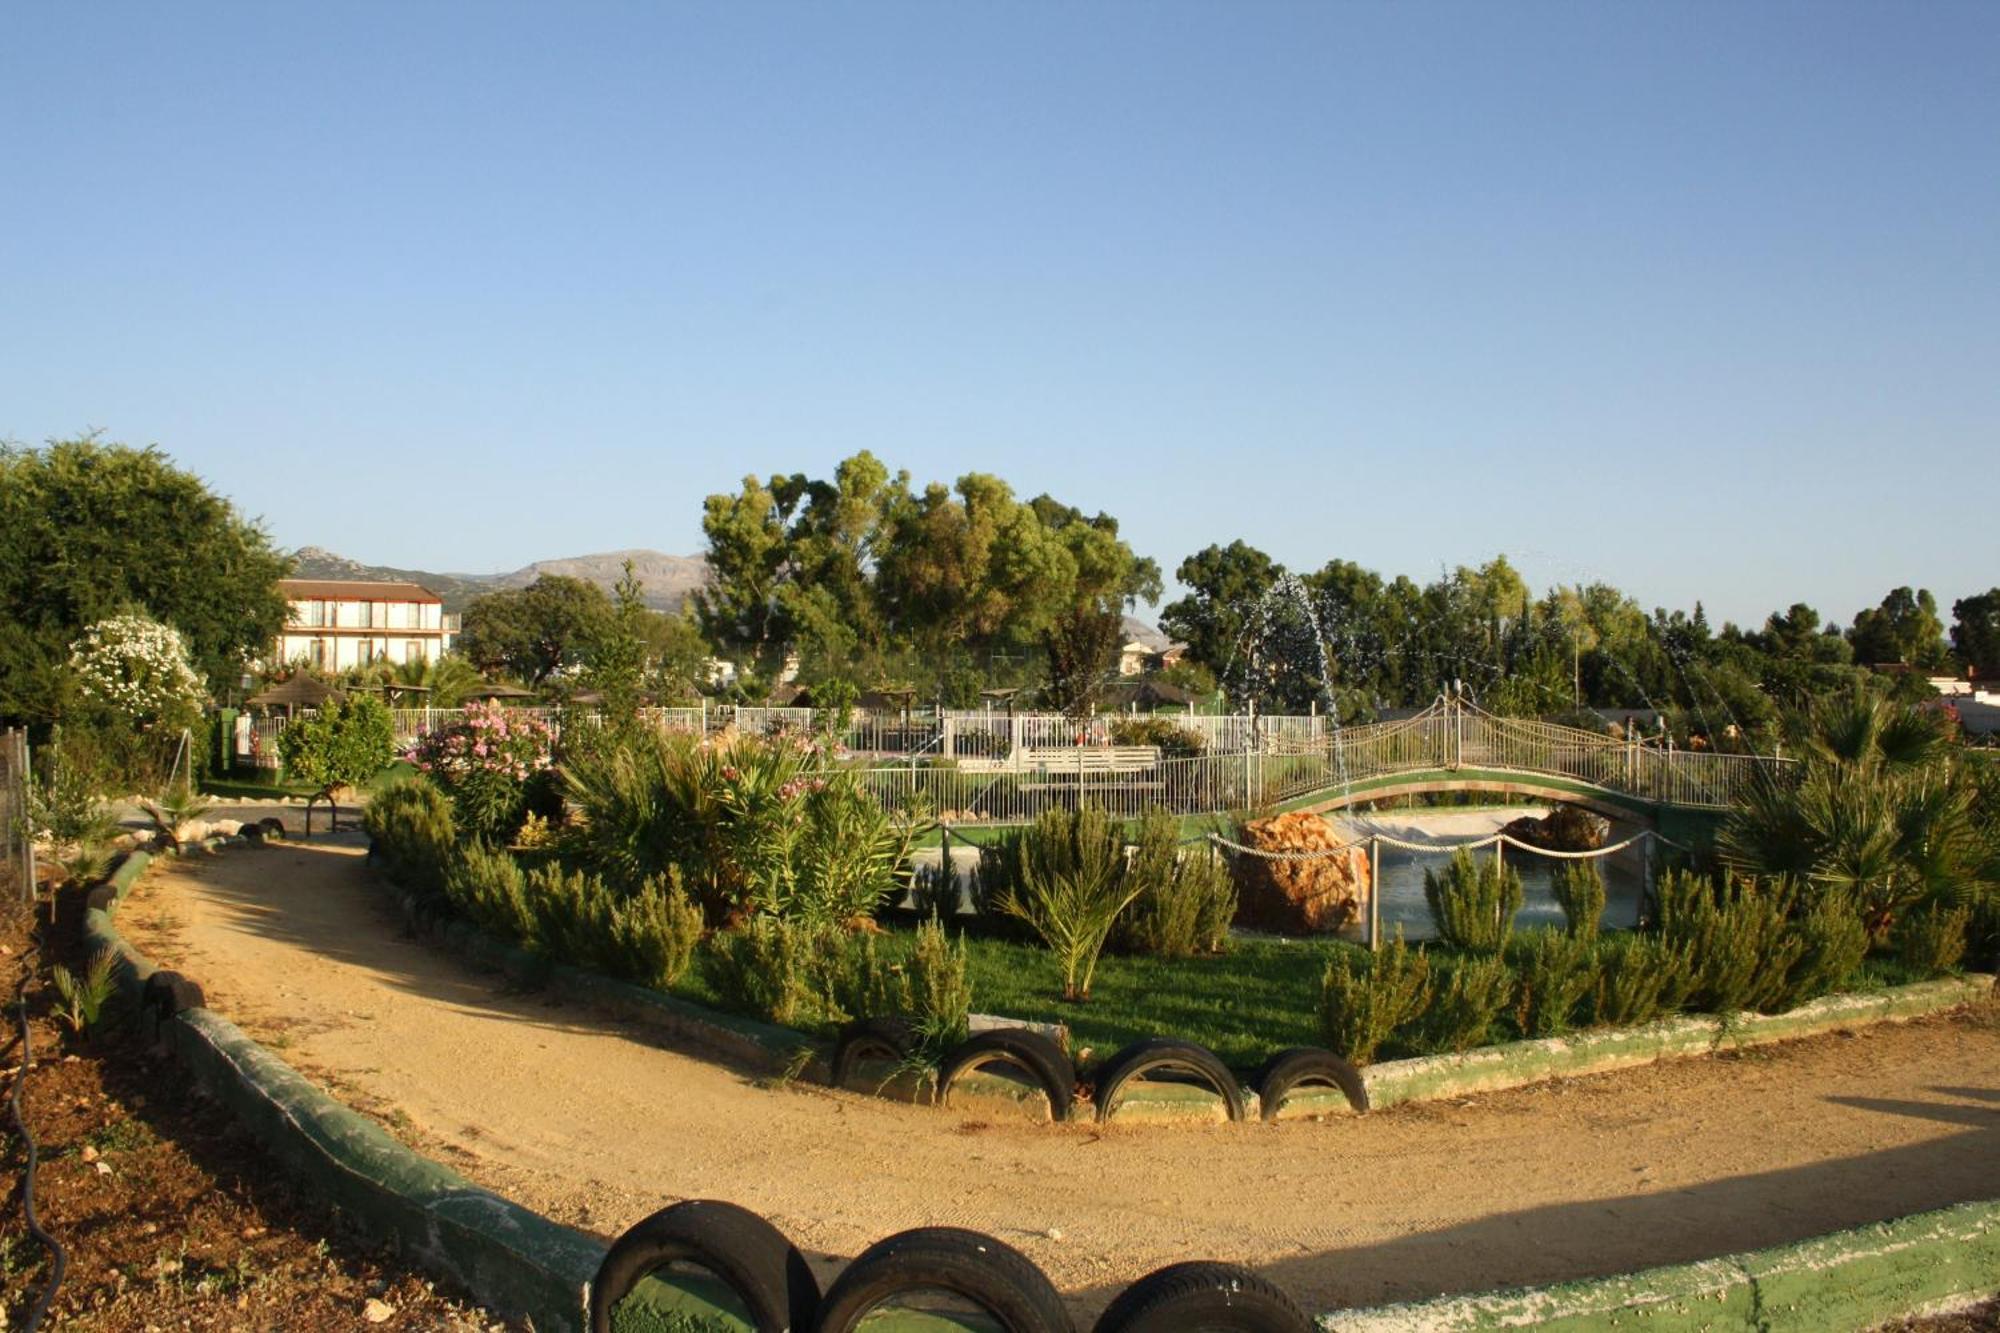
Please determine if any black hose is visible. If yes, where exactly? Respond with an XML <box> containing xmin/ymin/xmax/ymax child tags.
<box><xmin>8</xmin><ymin>946</ymin><xmax>66</xmax><ymax>1332</ymax></box>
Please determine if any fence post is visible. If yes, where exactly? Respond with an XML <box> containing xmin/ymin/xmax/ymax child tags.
<box><xmin>1369</xmin><ymin>836</ymin><xmax>1381</xmax><ymax>954</ymax></box>
<box><xmin>1641</xmin><ymin>830</ymin><xmax>1654</xmax><ymax>923</ymax></box>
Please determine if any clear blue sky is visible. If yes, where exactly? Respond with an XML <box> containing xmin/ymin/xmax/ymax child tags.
<box><xmin>4</xmin><ymin>2</ymin><xmax>1995</xmax><ymax>630</ymax></box>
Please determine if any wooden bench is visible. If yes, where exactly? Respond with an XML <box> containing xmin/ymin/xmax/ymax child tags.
<box><xmin>1018</xmin><ymin>745</ymin><xmax>1161</xmax><ymax>773</ymax></box>
<box><xmin>1014</xmin><ymin>746</ymin><xmax>1164</xmax><ymax>790</ymax></box>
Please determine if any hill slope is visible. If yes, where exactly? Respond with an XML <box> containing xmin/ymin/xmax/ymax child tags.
<box><xmin>289</xmin><ymin>547</ymin><xmax>707</xmax><ymax>613</ymax></box>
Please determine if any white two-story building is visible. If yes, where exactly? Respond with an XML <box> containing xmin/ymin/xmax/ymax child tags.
<box><xmin>275</xmin><ymin>579</ymin><xmax>459</xmax><ymax>672</ymax></box>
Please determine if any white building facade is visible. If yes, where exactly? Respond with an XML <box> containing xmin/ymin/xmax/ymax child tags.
<box><xmin>274</xmin><ymin>579</ymin><xmax>458</xmax><ymax>672</ymax></box>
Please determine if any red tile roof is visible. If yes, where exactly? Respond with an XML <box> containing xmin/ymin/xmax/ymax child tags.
<box><xmin>278</xmin><ymin>578</ymin><xmax>441</xmax><ymax>602</ymax></box>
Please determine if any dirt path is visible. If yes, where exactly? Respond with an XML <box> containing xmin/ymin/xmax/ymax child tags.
<box><xmin>122</xmin><ymin>838</ymin><xmax>2000</xmax><ymax>1320</ymax></box>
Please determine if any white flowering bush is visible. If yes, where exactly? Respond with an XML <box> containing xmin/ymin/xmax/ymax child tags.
<box><xmin>67</xmin><ymin>613</ymin><xmax>206</xmax><ymax>728</ymax></box>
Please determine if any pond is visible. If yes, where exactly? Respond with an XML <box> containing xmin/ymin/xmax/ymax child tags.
<box><xmin>1332</xmin><ymin>807</ymin><xmax>1650</xmax><ymax>943</ymax></box>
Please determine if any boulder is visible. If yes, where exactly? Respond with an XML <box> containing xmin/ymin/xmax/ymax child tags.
<box><xmin>1498</xmin><ymin>804</ymin><xmax>1607</xmax><ymax>852</ymax></box>
<box><xmin>1230</xmin><ymin>811</ymin><xmax>1370</xmax><ymax>935</ymax></box>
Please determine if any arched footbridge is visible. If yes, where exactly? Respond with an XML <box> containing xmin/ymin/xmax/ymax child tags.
<box><xmin>1276</xmin><ymin>695</ymin><xmax>1788</xmax><ymax>835</ymax></box>
<box><xmin>867</xmin><ymin>695</ymin><xmax>1790</xmax><ymax>839</ymax></box>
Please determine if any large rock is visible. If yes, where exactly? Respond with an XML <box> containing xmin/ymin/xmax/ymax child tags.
<box><xmin>1230</xmin><ymin>811</ymin><xmax>1370</xmax><ymax>935</ymax></box>
<box><xmin>1498</xmin><ymin>804</ymin><xmax>1607</xmax><ymax>852</ymax></box>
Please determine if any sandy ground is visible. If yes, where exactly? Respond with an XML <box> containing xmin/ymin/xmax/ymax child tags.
<box><xmin>122</xmin><ymin>837</ymin><xmax>2000</xmax><ymax>1321</ymax></box>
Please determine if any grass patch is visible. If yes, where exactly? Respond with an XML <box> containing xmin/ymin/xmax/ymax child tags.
<box><xmin>664</xmin><ymin>928</ymin><xmax>1337</xmax><ymax>1072</ymax></box>
<box><xmin>952</xmin><ymin>933</ymin><xmax>1331</xmax><ymax>1069</ymax></box>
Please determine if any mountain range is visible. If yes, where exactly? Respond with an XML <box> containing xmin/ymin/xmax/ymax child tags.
<box><xmin>290</xmin><ymin>547</ymin><xmax>709</xmax><ymax>613</ymax></box>
<box><xmin>288</xmin><ymin>546</ymin><xmax>1172</xmax><ymax>646</ymax></box>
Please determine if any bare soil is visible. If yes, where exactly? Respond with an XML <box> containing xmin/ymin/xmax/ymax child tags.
<box><xmin>0</xmin><ymin>883</ymin><xmax>504</xmax><ymax>1330</ymax></box>
<box><xmin>123</xmin><ymin>837</ymin><xmax>2000</xmax><ymax>1322</ymax></box>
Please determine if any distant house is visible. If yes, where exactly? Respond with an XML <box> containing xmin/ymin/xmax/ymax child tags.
<box><xmin>1118</xmin><ymin>640</ymin><xmax>1189</xmax><ymax>677</ymax></box>
<box><xmin>1118</xmin><ymin>641</ymin><xmax>1157</xmax><ymax>677</ymax></box>
<box><xmin>274</xmin><ymin>579</ymin><xmax>458</xmax><ymax>672</ymax></box>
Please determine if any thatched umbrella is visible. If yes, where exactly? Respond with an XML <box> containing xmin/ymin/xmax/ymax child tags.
<box><xmin>462</xmin><ymin>683</ymin><xmax>536</xmax><ymax>702</ymax></box>
<box><xmin>246</xmin><ymin>675</ymin><xmax>344</xmax><ymax>717</ymax></box>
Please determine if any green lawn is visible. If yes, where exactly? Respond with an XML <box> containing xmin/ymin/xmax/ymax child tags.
<box><xmin>948</xmin><ymin>933</ymin><xmax>1334</xmax><ymax>1070</ymax></box>
<box><xmin>661</xmin><ymin>921</ymin><xmax>1338</xmax><ymax>1072</ymax></box>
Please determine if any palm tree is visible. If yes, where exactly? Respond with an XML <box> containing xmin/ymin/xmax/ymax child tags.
<box><xmin>1721</xmin><ymin>690</ymin><xmax>1986</xmax><ymax>940</ymax></box>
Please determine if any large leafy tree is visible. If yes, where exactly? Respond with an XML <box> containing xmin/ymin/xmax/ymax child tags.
<box><xmin>697</xmin><ymin>454</ymin><xmax>1157</xmax><ymax>704</ymax></box>
<box><xmin>459</xmin><ymin>574</ymin><xmax>611</xmax><ymax>686</ymax></box>
<box><xmin>1158</xmin><ymin>541</ymin><xmax>1282</xmax><ymax>692</ymax></box>
<box><xmin>0</xmin><ymin>435</ymin><xmax>291</xmax><ymax>724</ymax></box>
<box><xmin>1952</xmin><ymin>589</ymin><xmax>2000</xmax><ymax>679</ymax></box>
<box><xmin>1849</xmin><ymin>587</ymin><xmax>1950</xmax><ymax>669</ymax></box>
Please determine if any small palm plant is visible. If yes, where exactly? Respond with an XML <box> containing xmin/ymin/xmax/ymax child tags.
<box><xmin>51</xmin><ymin>950</ymin><xmax>119</xmax><ymax>1037</ymax></box>
<box><xmin>139</xmin><ymin>780</ymin><xmax>213</xmax><ymax>847</ymax></box>
<box><xmin>1721</xmin><ymin>690</ymin><xmax>1986</xmax><ymax>941</ymax></box>
<box><xmin>992</xmin><ymin>805</ymin><xmax>1143</xmax><ymax>1001</ymax></box>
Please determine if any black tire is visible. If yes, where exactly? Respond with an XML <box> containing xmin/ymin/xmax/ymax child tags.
<box><xmin>1092</xmin><ymin>1261</ymin><xmax>1311</xmax><ymax>1333</ymax></box>
<box><xmin>589</xmin><ymin>1199</ymin><xmax>820</xmax><ymax>1333</ymax></box>
<box><xmin>935</xmin><ymin>1028</ymin><xmax>1074</xmax><ymax>1122</ymax></box>
<box><xmin>1091</xmin><ymin>1038</ymin><xmax>1245</xmax><ymax>1124</ymax></box>
<box><xmin>1253</xmin><ymin>1046</ymin><xmax>1368</xmax><ymax>1120</ymax></box>
<box><xmin>142</xmin><ymin>970</ymin><xmax>205</xmax><ymax>1020</ymax></box>
<box><xmin>829</xmin><ymin>1017</ymin><xmax>919</xmax><ymax>1089</ymax></box>
<box><xmin>814</xmin><ymin>1227</ymin><xmax>1074</xmax><ymax>1333</ymax></box>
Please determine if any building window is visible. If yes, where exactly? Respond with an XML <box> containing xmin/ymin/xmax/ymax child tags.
<box><xmin>306</xmin><ymin>599</ymin><xmax>327</xmax><ymax>628</ymax></box>
<box><xmin>308</xmin><ymin>639</ymin><xmax>327</xmax><ymax>669</ymax></box>
<box><xmin>406</xmin><ymin>639</ymin><xmax>427</xmax><ymax>663</ymax></box>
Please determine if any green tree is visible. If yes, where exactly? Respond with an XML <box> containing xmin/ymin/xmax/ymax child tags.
<box><xmin>1849</xmin><ymin>587</ymin><xmax>1950</xmax><ymax>670</ymax></box>
<box><xmin>1158</xmin><ymin>541</ymin><xmax>1281</xmax><ymax>696</ymax></box>
<box><xmin>277</xmin><ymin>695</ymin><xmax>395</xmax><ymax>792</ymax></box>
<box><xmin>647</xmin><ymin>609</ymin><xmax>712</xmax><ymax>703</ymax></box>
<box><xmin>459</xmin><ymin>575</ymin><xmax>611</xmax><ymax>686</ymax></box>
<box><xmin>0</xmin><ymin>436</ymin><xmax>290</xmax><ymax>724</ymax></box>
<box><xmin>1951</xmin><ymin>589</ymin><xmax>2000</xmax><ymax>679</ymax></box>
<box><xmin>588</xmin><ymin>561</ymin><xmax>651</xmax><ymax>720</ymax></box>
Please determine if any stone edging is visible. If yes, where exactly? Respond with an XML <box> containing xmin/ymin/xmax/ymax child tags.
<box><xmin>81</xmin><ymin>841</ymin><xmax>2000</xmax><ymax>1331</ymax></box>
<box><xmin>84</xmin><ymin>842</ymin><xmax>601</xmax><ymax>1333</ymax></box>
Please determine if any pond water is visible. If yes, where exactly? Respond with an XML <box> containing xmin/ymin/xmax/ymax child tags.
<box><xmin>1333</xmin><ymin>808</ymin><xmax>1649</xmax><ymax>943</ymax></box>
<box><xmin>910</xmin><ymin>806</ymin><xmax>1652</xmax><ymax>943</ymax></box>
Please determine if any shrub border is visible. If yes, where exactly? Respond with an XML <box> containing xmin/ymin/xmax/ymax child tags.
<box><xmin>82</xmin><ymin>842</ymin><xmax>2000</xmax><ymax>1331</ymax></box>
<box><xmin>373</xmin><ymin>849</ymin><xmax>1993</xmax><ymax>1119</ymax></box>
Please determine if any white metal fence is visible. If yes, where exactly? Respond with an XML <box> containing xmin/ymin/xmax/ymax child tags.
<box><xmin>247</xmin><ymin>702</ymin><xmax>1337</xmax><ymax>758</ymax></box>
<box><xmin>231</xmin><ymin>694</ymin><xmax>1782</xmax><ymax>818</ymax></box>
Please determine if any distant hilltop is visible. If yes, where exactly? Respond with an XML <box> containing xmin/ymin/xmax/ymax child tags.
<box><xmin>289</xmin><ymin>546</ymin><xmax>710</xmax><ymax>614</ymax></box>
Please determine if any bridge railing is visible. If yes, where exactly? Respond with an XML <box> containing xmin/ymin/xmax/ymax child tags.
<box><xmin>854</xmin><ymin>698</ymin><xmax>1790</xmax><ymax>825</ymax></box>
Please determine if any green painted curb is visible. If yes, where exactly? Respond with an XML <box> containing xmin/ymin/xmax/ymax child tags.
<box><xmin>1321</xmin><ymin>1196</ymin><xmax>2000</xmax><ymax>1331</ymax></box>
<box><xmin>1361</xmin><ymin>975</ymin><xmax>1994</xmax><ymax>1111</ymax></box>
<box><xmin>85</xmin><ymin>839</ymin><xmax>600</xmax><ymax>1332</ymax></box>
